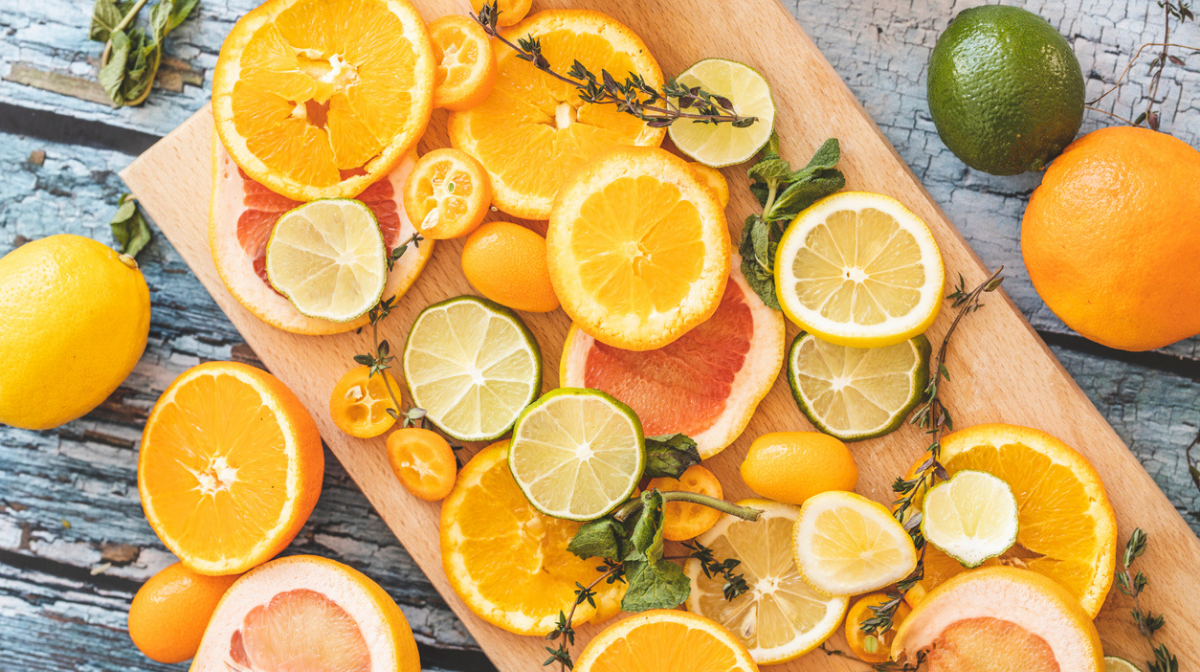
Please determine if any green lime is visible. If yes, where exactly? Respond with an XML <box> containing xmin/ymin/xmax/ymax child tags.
<box><xmin>787</xmin><ymin>331</ymin><xmax>930</xmax><ymax>441</ymax></box>
<box><xmin>927</xmin><ymin>5</ymin><xmax>1084</xmax><ymax>175</ymax></box>
<box><xmin>402</xmin><ymin>295</ymin><xmax>541</xmax><ymax>442</ymax></box>
<box><xmin>668</xmin><ymin>58</ymin><xmax>776</xmax><ymax>167</ymax></box>
<box><xmin>1104</xmin><ymin>657</ymin><xmax>1144</xmax><ymax>672</ymax></box>
<box><xmin>508</xmin><ymin>388</ymin><xmax>645</xmax><ymax>521</ymax></box>
<box><xmin>921</xmin><ymin>470</ymin><xmax>1019</xmax><ymax>568</ymax></box>
<box><xmin>265</xmin><ymin>198</ymin><xmax>386</xmax><ymax>322</ymax></box>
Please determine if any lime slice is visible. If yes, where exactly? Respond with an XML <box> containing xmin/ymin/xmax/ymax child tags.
<box><xmin>265</xmin><ymin>198</ymin><xmax>387</xmax><ymax>322</ymax></box>
<box><xmin>775</xmin><ymin>191</ymin><xmax>945</xmax><ymax>348</ymax></box>
<box><xmin>788</xmin><ymin>332</ymin><xmax>930</xmax><ymax>441</ymax></box>
<box><xmin>508</xmin><ymin>388</ymin><xmax>644</xmax><ymax>521</ymax></box>
<box><xmin>686</xmin><ymin>499</ymin><xmax>848</xmax><ymax>664</ymax></box>
<box><xmin>402</xmin><ymin>296</ymin><xmax>541</xmax><ymax>442</ymax></box>
<box><xmin>668</xmin><ymin>59</ymin><xmax>776</xmax><ymax>167</ymax></box>
<box><xmin>1105</xmin><ymin>657</ymin><xmax>1144</xmax><ymax>672</ymax></box>
<box><xmin>921</xmin><ymin>470</ymin><xmax>1019</xmax><ymax>568</ymax></box>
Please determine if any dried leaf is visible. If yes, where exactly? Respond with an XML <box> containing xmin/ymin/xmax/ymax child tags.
<box><xmin>110</xmin><ymin>193</ymin><xmax>152</xmax><ymax>257</ymax></box>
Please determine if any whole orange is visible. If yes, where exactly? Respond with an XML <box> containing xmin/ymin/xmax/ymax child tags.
<box><xmin>1022</xmin><ymin>126</ymin><xmax>1200</xmax><ymax>351</ymax></box>
<box><xmin>128</xmin><ymin>562</ymin><xmax>241</xmax><ymax>663</ymax></box>
<box><xmin>460</xmin><ymin>222</ymin><xmax>560</xmax><ymax>313</ymax></box>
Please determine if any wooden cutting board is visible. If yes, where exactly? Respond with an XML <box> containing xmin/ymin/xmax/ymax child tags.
<box><xmin>121</xmin><ymin>0</ymin><xmax>1200</xmax><ymax>668</ymax></box>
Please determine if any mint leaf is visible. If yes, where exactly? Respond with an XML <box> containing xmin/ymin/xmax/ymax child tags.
<box><xmin>625</xmin><ymin>490</ymin><xmax>665</xmax><ymax>563</ymax></box>
<box><xmin>643</xmin><ymin>434</ymin><xmax>701</xmax><ymax>479</ymax></box>
<box><xmin>99</xmin><ymin>29</ymin><xmax>130</xmax><ymax>104</ymax></box>
<box><xmin>621</xmin><ymin>558</ymin><xmax>690</xmax><ymax>612</ymax></box>
<box><xmin>110</xmin><ymin>193</ymin><xmax>152</xmax><ymax>257</ymax></box>
<box><xmin>567</xmin><ymin>518</ymin><xmax>627</xmax><ymax>561</ymax></box>
<box><xmin>90</xmin><ymin>0</ymin><xmax>136</xmax><ymax>42</ymax></box>
<box><xmin>764</xmin><ymin>170</ymin><xmax>845</xmax><ymax>222</ymax></box>
<box><xmin>747</xmin><ymin>157</ymin><xmax>791</xmax><ymax>184</ymax></box>
<box><xmin>167</xmin><ymin>0</ymin><xmax>201</xmax><ymax>31</ymax></box>
<box><xmin>738</xmin><ymin>215</ymin><xmax>781</xmax><ymax>310</ymax></box>
<box><xmin>800</xmin><ymin>137</ymin><xmax>841</xmax><ymax>173</ymax></box>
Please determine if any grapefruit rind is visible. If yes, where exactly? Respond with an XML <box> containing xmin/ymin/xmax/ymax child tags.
<box><xmin>561</xmin><ymin>255</ymin><xmax>784</xmax><ymax>458</ymax></box>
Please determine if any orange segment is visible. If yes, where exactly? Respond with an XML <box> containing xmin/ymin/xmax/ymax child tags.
<box><xmin>449</xmin><ymin>10</ymin><xmax>665</xmax><ymax>219</ymax></box>
<box><xmin>386</xmin><ymin>427</ymin><xmax>457</xmax><ymax>501</ymax></box>
<box><xmin>429</xmin><ymin>15</ymin><xmax>496</xmax><ymax>111</ymax></box>
<box><xmin>139</xmin><ymin>362</ymin><xmax>323</xmax><ymax>575</ymax></box>
<box><xmin>403</xmin><ymin>148</ymin><xmax>492</xmax><ymax>239</ymax></box>
<box><xmin>213</xmin><ymin>0</ymin><xmax>435</xmax><ymax>201</ymax></box>
<box><xmin>329</xmin><ymin>366</ymin><xmax>400</xmax><ymax>438</ymax></box>
<box><xmin>574</xmin><ymin>610</ymin><xmax>759</xmax><ymax>672</ymax></box>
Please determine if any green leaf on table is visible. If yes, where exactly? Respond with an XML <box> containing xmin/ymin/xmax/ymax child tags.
<box><xmin>110</xmin><ymin>193</ymin><xmax>152</xmax><ymax>258</ymax></box>
<box><xmin>92</xmin><ymin>0</ymin><xmax>200</xmax><ymax>107</ymax></box>
<box><xmin>764</xmin><ymin>170</ymin><xmax>845</xmax><ymax>222</ymax></box>
<box><xmin>567</xmin><ymin>518</ymin><xmax>628</xmax><ymax>561</ymax></box>
<box><xmin>620</xmin><ymin>557</ymin><xmax>691</xmax><ymax>612</ymax></box>
<box><xmin>167</xmin><ymin>0</ymin><xmax>201</xmax><ymax>31</ymax></box>
<box><xmin>625</xmin><ymin>490</ymin><xmax>665</xmax><ymax>563</ymax></box>
<box><xmin>643</xmin><ymin>434</ymin><xmax>701</xmax><ymax>479</ymax></box>
<box><xmin>90</xmin><ymin>0</ymin><xmax>137</xmax><ymax>42</ymax></box>
<box><xmin>149</xmin><ymin>0</ymin><xmax>173</xmax><ymax>41</ymax></box>
<box><xmin>738</xmin><ymin>214</ymin><xmax>781</xmax><ymax>310</ymax></box>
<box><xmin>798</xmin><ymin>137</ymin><xmax>841</xmax><ymax>173</ymax></box>
<box><xmin>99</xmin><ymin>29</ymin><xmax>131</xmax><ymax>105</ymax></box>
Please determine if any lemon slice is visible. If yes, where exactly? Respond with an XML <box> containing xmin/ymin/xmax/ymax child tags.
<box><xmin>775</xmin><ymin>192</ymin><xmax>945</xmax><ymax>348</ymax></box>
<box><xmin>788</xmin><ymin>332</ymin><xmax>930</xmax><ymax>441</ymax></box>
<box><xmin>1105</xmin><ymin>657</ymin><xmax>1143</xmax><ymax>672</ymax></box>
<box><xmin>509</xmin><ymin>388</ymin><xmax>644</xmax><ymax>521</ymax></box>
<box><xmin>265</xmin><ymin>199</ymin><xmax>387</xmax><ymax>322</ymax></box>
<box><xmin>793</xmin><ymin>490</ymin><xmax>918</xmax><ymax>596</ymax></box>
<box><xmin>668</xmin><ymin>59</ymin><xmax>776</xmax><ymax>167</ymax></box>
<box><xmin>686</xmin><ymin>499</ymin><xmax>848</xmax><ymax>664</ymax></box>
<box><xmin>921</xmin><ymin>470</ymin><xmax>1019</xmax><ymax>568</ymax></box>
<box><xmin>402</xmin><ymin>296</ymin><xmax>541</xmax><ymax>442</ymax></box>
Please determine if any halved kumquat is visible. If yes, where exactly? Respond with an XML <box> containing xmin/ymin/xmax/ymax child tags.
<box><xmin>429</xmin><ymin>15</ymin><xmax>496</xmax><ymax>111</ymax></box>
<box><xmin>329</xmin><ymin>366</ymin><xmax>401</xmax><ymax>439</ymax></box>
<box><xmin>387</xmin><ymin>427</ymin><xmax>457</xmax><ymax>501</ymax></box>
<box><xmin>403</xmin><ymin>148</ymin><xmax>492</xmax><ymax>239</ymax></box>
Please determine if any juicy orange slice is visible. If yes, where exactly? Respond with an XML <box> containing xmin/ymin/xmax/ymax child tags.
<box><xmin>439</xmin><ymin>441</ymin><xmax>625</xmax><ymax>635</ymax></box>
<box><xmin>386</xmin><ymin>427</ymin><xmax>456</xmax><ymax>501</ymax></box>
<box><xmin>193</xmin><ymin>555</ymin><xmax>421</xmax><ymax>672</ymax></box>
<box><xmin>690</xmin><ymin>162</ymin><xmax>730</xmax><ymax>209</ymax></box>
<box><xmin>448</xmin><ymin>10</ymin><xmax>666</xmax><ymax>219</ymax></box>
<box><xmin>213</xmin><ymin>0</ymin><xmax>435</xmax><ymax>201</ymax></box>
<box><xmin>429</xmin><ymin>14</ymin><xmax>496</xmax><ymax>111</ymax></box>
<box><xmin>139</xmin><ymin>362</ymin><xmax>323</xmax><ymax>575</ymax></box>
<box><xmin>574</xmin><ymin>610</ymin><xmax>759</xmax><ymax>672</ymax></box>
<box><xmin>403</xmin><ymin>148</ymin><xmax>492</xmax><ymax>239</ymax></box>
<box><xmin>329</xmin><ymin>366</ymin><xmax>400</xmax><ymax>438</ymax></box>
<box><xmin>470</xmin><ymin>0</ymin><xmax>531</xmax><ymax>26</ymax></box>
<box><xmin>548</xmin><ymin>146</ymin><xmax>730</xmax><ymax>350</ymax></box>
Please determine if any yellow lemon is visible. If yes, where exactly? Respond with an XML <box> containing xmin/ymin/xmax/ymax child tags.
<box><xmin>740</xmin><ymin>431</ymin><xmax>858</xmax><ymax>505</ymax></box>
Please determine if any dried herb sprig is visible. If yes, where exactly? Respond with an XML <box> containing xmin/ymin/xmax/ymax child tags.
<box><xmin>860</xmin><ymin>267</ymin><xmax>1005</xmax><ymax>638</ymax></box>
<box><xmin>684</xmin><ymin>541</ymin><xmax>750</xmax><ymax>601</ymax></box>
<box><xmin>471</xmin><ymin>1</ymin><xmax>756</xmax><ymax>128</ymax></box>
<box><xmin>89</xmin><ymin>0</ymin><xmax>200</xmax><ymax>107</ymax></box>
<box><xmin>819</xmin><ymin>643</ymin><xmax>924</xmax><ymax>672</ymax></box>
<box><xmin>109</xmin><ymin>193</ymin><xmax>152</xmax><ymax>258</ymax></box>
<box><xmin>1118</xmin><ymin>529</ymin><xmax>1179</xmax><ymax>672</ymax></box>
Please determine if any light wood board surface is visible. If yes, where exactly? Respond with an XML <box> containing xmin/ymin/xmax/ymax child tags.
<box><xmin>121</xmin><ymin>0</ymin><xmax>1200</xmax><ymax>669</ymax></box>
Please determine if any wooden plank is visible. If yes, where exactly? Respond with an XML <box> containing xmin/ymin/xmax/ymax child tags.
<box><xmin>120</xmin><ymin>2</ymin><xmax>1200</xmax><ymax>670</ymax></box>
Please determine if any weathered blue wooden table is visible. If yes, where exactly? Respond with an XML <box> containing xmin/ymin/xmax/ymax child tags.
<box><xmin>1</xmin><ymin>0</ymin><xmax>1198</xmax><ymax>669</ymax></box>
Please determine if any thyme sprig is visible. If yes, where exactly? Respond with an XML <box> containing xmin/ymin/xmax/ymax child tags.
<box><xmin>684</xmin><ymin>541</ymin><xmax>750</xmax><ymax>601</ymax></box>
<box><xmin>470</xmin><ymin>2</ymin><xmax>756</xmax><ymax>128</ymax></box>
<box><xmin>860</xmin><ymin>267</ymin><xmax>1005</xmax><ymax>638</ymax></box>
<box><xmin>1118</xmin><ymin>529</ymin><xmax>1179</xmax><ymax>672</ymax></box>
<box><xmin>820</xmin><ymin>643</ymin><xmax>924</xmax><ymax>672</ymax></box>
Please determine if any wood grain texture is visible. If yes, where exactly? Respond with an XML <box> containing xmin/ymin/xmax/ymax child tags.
<box><xmin>118</xmin><ymin>1</ymin><xmax>1200</xmax><ymax>669</ymax></box>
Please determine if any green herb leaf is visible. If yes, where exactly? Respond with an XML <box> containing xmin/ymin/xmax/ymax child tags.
<box><xmin>738</xmin><ymin>215</ymin><xmax>781</xmax><ymax>310</ymax></box>
<box><xmin>643</xmin><ymin>434</ymin><xmax>701</xmax><ymax>479</ymax></box>
<box><xmin>90</xmin><ymin>0</ymin><xmax>138</xmax><ymax>42</ymax></box>
<box><xmin>764</xmin><ymin>170</ymin><xmax>845</xmax><ymax>222</ymax></box>
<box><xmin>799</xmin><ymin>137</ymin><xmax>841</xmax><ymax>173</ymax></box>
<box><xmin>747</xmin><ymin>157</ymin><xmax>791</xmax><ymax>184</ymax></box>
<box><xmin>110</xmin><ymin>193</ymin><xmax>152</xmax><ymax>257</ymax></box>
<box><xmin>167</xmin><ymin>0</ymin><xmax>201</xmax><ymax>31</ymax></box>
<box><xmin>625</xmin><ymin>490</ymin><xmax>666</xmax><ymax>563</ymax></box>
<box><xmin>567</xmin><ymin>518</ymin><xmax>627</xmax><ymax>561</ymax></box>
<box><xmin>149</xmin><ymin>0</ymin><xmax>172</xmax><ymax>41</ymax></box>
<box><xmin>92</xmin><ymin>0</ymin><xmax>199</xmax><ymax>107</ymax></box>
<box><xmin>620</xmin><ymin>557</ymin><xmax>690</xmax><ymax>612</ymax></box>
<box><xmin>99</xmin><ymin>29</ymin><xmax>131</xmax><ymax>104</ymax></box>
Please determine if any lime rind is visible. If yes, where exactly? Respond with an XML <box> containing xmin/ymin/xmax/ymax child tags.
<box><xmin>402</xmin><ymin>295</ymin><xmax>542</xmax><ymax>442</ymax></box>
<box><xmin>667</xmin><ymin>58</ymin><xmax>776</xmax><ymax>168</ymax></box>
<box><xmin>921</xmin><ymin>470</ymin><xmax>1019</xmax><ymax>568</ymax></box>
<box><xmin>1104</xmin><ymin>657</ymin><xmax>1144</xmax><ymax>672</ymax></box>
<box><xmin>787</xmin><ymin>331</ymin><xmax>931</xmax><ymax>442</ymax></box>
<box><xmin>265</xmin><ymin>198</ymin><xmax>387</xmax><ymax>322</ymax></box>
<box><xmin>508</xmin><ymin>388</ymin><xmax>645</xmax><ymax>521</ymax></box>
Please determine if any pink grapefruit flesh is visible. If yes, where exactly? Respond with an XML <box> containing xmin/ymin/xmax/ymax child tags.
<box><xmin>230</xmin><ymin>588</ymin><xmax>371</xmax><ymax>672</ymax></box>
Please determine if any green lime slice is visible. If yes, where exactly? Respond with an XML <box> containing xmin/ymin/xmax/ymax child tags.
<box><xmin>921</xmin><ymin>470</ymin><xmax>1019</xmax><ymax>568</ymax></box>
<box><xmin>402</xmin><ymin>296</ymin><xmax>542</xmax><ymax>442</ymax></box>
<box><xmin>787</xmin><ymin>331</ymin><xmax>930</xmax><ymax>441</ymax></box>
<box><xmin>1105</xmin><ymin>657</ymin><xmax>1144</xmax><ymax>672</ymax></box>
<box><xmin>508</xmin><ymin>388</ymin><xmax>645</xmax><ymax>521</ymax></box>
<box><xmin>667</xmin><ymin>58</ymin><xmax>776</xmax><ymax>167</ymax></box>
<box><xmin>266</xmin><ymin>198</ymin><xmax>388</xmax><ymax>322</ymax></box>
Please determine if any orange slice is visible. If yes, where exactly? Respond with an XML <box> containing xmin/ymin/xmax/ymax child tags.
<box><xmin>470</xmin><ymin>0</ymin><xmax>531</xmax><ymax>26</ymax></box>
<box><xmin>403</xmin><ymin>148</ymin><xmax>492</xmax><ymax>239</ymax></box>
<box><xmin>192</xmin><ymin>555</ymin><xmax>421</xmax><ymax>672</ymax></box>
<box><xmin>329</xmin><ymin>366</ymin><xmax>400</xmax><ymax>438</ymax></box>
<box><xmin>429</xmin><ymin>14</ymin><xmax>496</xmax><ymax>111</ymax></box>
<box><xmin>139</xmin><ymin>362</ymin><xmax>323</xmax><ymax>575</ymax></box>
<box><xmin>212</xmin><ymin>0</ymin><xmax>435</xmax><ymax>201</ymax></box>
<box><xmin>548</xmin><ymin>146</ymin><xmax>730</xmax><ymax>350</ymax></box>
<box><xmin>448</xmin><ymin>10</ymin><xmax>666</xmax><ymax>219</ymax></box>
<box><xmin>689</xmin><ymin>162</ymin><xmax>730</xmax><ymax>209</ymax></box>
<box><xmin>574</xmin><ymin>610</ymin><xmax>759</xmax><ymax>672</ymax></box>
<box><xmin>439</xmin><ymin>441</ymin><xmax>625</xmax><ymax>635</ymax></box>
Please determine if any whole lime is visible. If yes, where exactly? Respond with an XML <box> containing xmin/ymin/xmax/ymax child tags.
<box><xmin>0</xmin><ymin>235</ymin><xmax>150</xmax><ymax>429</ymax></box>
<box><xmin>927</xmin><ymin>5</ymin><xmax>1084</xmax><ymax>175</ymax></box>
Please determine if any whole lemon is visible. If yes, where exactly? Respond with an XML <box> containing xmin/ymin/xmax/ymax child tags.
<box><xmin>1022</xmin><ymin>126</ymin><xmax>1200</xmax><ymax>351</ymax></box>
<box><xmin>0</xmin><ymin>234</ymin><xmax>150</xmax><ymax>429</ymax></box>
<box><xmin>460</xmin><ymin>222</ymin><xmax>560</xmax><ymax>312</ymax></box>
<box><xmin>128</xmin><ymin>562</ymin><xmax>240</xmax><ymax>663</ymax></box>
<box><xmin>740</xmin><ymin>431</ymin><xmax>858</xmax><ymax>505</ymax></box>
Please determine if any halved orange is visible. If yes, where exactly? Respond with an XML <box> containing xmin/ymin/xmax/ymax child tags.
<box><xmin>574</xmin><ymin>610</ymin><xmax>759</xmax><ymax>672</ymax></box>
<box><xmin>548</xmin><ymin>146</ymin><xmax>730</xmax><ymax>350</ymax></box>
<box><xmin>403</xmin><ymin>148</ymin><xmax>492</xmax><ymax>239</ymax></box>
<box><xmin>213</xmin><ymin>0</ymin><xmax>435</xmax><ymax>201</ymax></box>
<box><xmin>470</xmin><ymin>0</ymin><xmax>531</xmax><ymax>26</ymax></box>
<box><xmin>429</xmin><ymin>14</ymin><xmax>496</xmax><ymax>111</ymax></box>
<box><xmin>139</xmin><ymin>362</ymin><xmax>324</xmax><ymax>575</ymax></box>
<box><xmin>448</xmin><ymin>10</ymin><xmax>666</xmax><ymax>219</ymax></box>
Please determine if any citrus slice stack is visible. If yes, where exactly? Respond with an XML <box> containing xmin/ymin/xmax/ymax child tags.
<box><xmin>139</xmin><ymin>362</ymin><xmax>324</xmax><ymax>575</ymax></box>
<box><xmin>669</xmin><ymin>59</ymin><xmax>776</xmax><ymax>167</ymax></box>
<box><xmin>440</xmin><ymin>442</ymin><xmax>626</xmax><ymax>635</ymax></box>
<box><xmin>561</xmin><ymin>256</ymin><xmax>783</xmax><ymax>457</ymax></box>
<box><xmin>192</xmin><ymin>555</ymin><xmax>421</xmax><ymax>672</ymax></box>
<box><xmin>212</xmin><ymin>0</ymin><xmax>435</xmax><ymax>201</ymax></box>
<box><xmin>548</xmin><ymin>146</ymin><xmax>730</xmax><ymax>350</ymax></box>
<box><xmin>686</xmin><ymin>500</ymin><xmax>848</xmax><ymax>664</ymax></box>
<box><xmin>210</xmin><ymin>140</ymin><xmax>433</xmax><ymax>335</ymax></box>
<box><xmin>449</xmin><ymin>10</ymin><xmax>666</xmax><ymax>219</ymax></box>
<box><xmin>574</xmin><ymin>610</ymin><xmax>759</xmax><ymax>672</ymax></box>
<box><xmin>429</xmin><ymin>14</ymin><xmax>496</xmax><ymax>111</ymax></box>
<box><xmin>775</xmin><ymin>192</ymin><xmax>945</xmax><ymax>347</ymax></box>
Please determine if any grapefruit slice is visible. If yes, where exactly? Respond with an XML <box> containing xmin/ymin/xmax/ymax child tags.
<box><xmin>192</xmin><ymin>555</ymin><xmax>420</xmax><ymax>672</ymax></box>
<box><xmin>560</xmin><ymin>254</ymin><xmax>784</xmax><ymax>458</ymax></box>
<box><xmin>210</xmin><ymin>135</ymin><xmax>434</xmax><ymax>335</ymax></box>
